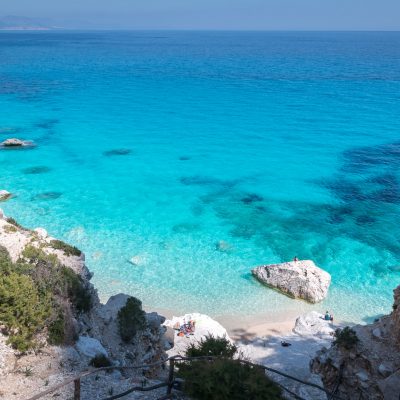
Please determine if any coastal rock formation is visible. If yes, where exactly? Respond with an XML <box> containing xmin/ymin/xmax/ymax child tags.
<box><xmin>0</xmin><ymin>138</ymin><xmax>34</xmax><ymax>147</ymax></box>
<box><xmin>0</xmin><ymin>209</ymin><xmax>168</xmax><ymax>399</ymax></box>
<box><xmin>75</xmin><ymin>336</ymin><xmax>108</xmax><ymax>358</ymax></box>
<box><xmin>252</xmin><ymin>260</ymin><xmax>331</xmax><ymax>303</ymax></box>
<box><xmin>311</xmin><ymin>285</ymin><xmax>400</xmax><ymax>400</ymax></box>
<box><xmin>293</xmin><ymin>311</ymin><xmax>335</xmax><ymax>338</ymax></box>
<box><xmin>164</xmin><ymin>313</ymin><xmax>231</xmax><ymax>356</ymax></box>
<box><xmin>0</xmin><ymin>190</ymin><xmax>11</xmax><ymax>201</ymax></box>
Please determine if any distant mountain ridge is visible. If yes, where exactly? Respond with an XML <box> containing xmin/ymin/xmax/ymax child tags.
<box><xmin>0</xmin><ymin>16</ymin><xmax>56</xmax><ymax>30</ymax></box>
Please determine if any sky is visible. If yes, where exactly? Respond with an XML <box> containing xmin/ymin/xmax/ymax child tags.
<box><xmin>1</xmin><ymin>0</ymin><xmax>400</xmax><ymax>30</ymax></box>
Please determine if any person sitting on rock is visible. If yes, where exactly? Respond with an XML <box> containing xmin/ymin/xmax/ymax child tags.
<box><xmin>325</xmin><ymin>311</ymin><xmax>333</xmax><ymax>321</ymax></box>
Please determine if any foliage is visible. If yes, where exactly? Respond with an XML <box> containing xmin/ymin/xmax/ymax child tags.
<box><xmin>50</xmin><ymin>239</ymin><xmax>82</xmax><ymax>257</ymax></box>
<box><xmin>334</xmin><ymin>327</ymin><xmax>359</xmax><ymax>350</ymax></box>
<box><xmin>179</xmin><ymin>358</ymin><xmax>283</xmax><ymax>400</ymax></box>
<box><xmin>186</xmin><ymin>334</ymin><xmax>237</xmax><ymax>358</ymax></box>
<box><xmin>0</xmin><ymin>272</ymin><xmax>52</xmax><ymax>352</ymax></box>
<box><xmin>60</xmin><ymin>266</ymin><xmax>92</xmax><ymax>313</ymax></box>
<box><xmin>0</xmin><ymin>240</ymin><xmax>91</xmax><ymax>351</ymax></box>
<box><xmin>48</xmin><ymin>314</ymin><xmax>65</xmax><ymax>345</ymax></box>
<box><xmin>90</xmin><ymin>354</ymin><xmax>112</xmax><ymax>368</ymax></box>
<box><xmin>3</xmin><ymin>225</ymin><xmax>17</xmax><ymax>234</ymax></box>
<box><xmin>117</xmin><ymin>297</ymin><xmax>146</xmax><ymax>342</ymax></box>
<box><xmin>178</xmin><ymin>334</ymin><xmax>282</xmax><ymax>400</ymax></box>
<box><xmin>5</xmin><ymin>217</ymin><xmax>25</xmax><ymax>230</ymax></box>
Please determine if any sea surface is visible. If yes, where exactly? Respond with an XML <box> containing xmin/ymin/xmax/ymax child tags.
<box><xmin>1</xmin><ymin>31</ymin><xmax>400</xmax><ymax>323</ymax></box>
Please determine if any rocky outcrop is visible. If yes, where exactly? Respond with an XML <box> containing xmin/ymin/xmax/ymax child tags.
<box><xmin>312</xmin><ymin>285</ymin><xmax>400</xmax><ymax>400</ymax></box>
<box><xmin>0</xmin><ymin>138</ymin><xmax>34</xmax><ymax>147</ymax></box>
<box><xmin>252</xmin><ymin>260</ymin><xmax>331</xmax><ymax>303</ymax></box>
<box><xmin>0</xmin><ymin>210</ymin><xmax>168</xmax><ymax>399</ymax></box>
<box><xmin>293</xmin><ymin>311</ymin><xmax>335</xmax><ymax>339</ymax></box>
<box><xmin>0</xmin><ymin>190</ymin><xmax>11</xmax><ymax>201</ymax></box>
<box><xmin>164</xmin><ymin>313</ymin><xmax>231</xmax><ymax>356</ymax></box>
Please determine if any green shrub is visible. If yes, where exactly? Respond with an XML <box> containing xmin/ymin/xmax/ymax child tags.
<box><xmin>5</xmin><ymin>217</ymin><xmax>25</xmax><ymax>230</ymax></box>
<box><xmin>50</xmin><ymin>240</ymin><xmax>82</xmax><ymax>257</ymax></box>
<box><xmin>334</xmin><ymin>327</ymin><xmax>359</xmax><ymax>350</ymax></box>
<box><xmin>186</xmin><ymin>334</ymin><xmax>237</xmax><ymax>358</ymax></box>
<box><xmin>90</xmin><ymin>354</ymin><xmax>112</xmax><ymax>368</ymax></box>
<box><xmin>0</xmin><ymin>242</ymin><xmax>91</xmax><ymax>351</ymax></box>
<box><xmin>0</xmin><ymin>272</ymin><xmax>52</xmax><ymax>351</ymax></box>
<box><xmin>60</xmin><ymin>267</ymin><xmax>92</xmax><ymax>313</ymax></box>
<box><xmin>179</xmin><ymin>358</ymin><xmax>282</xmax><ymax>400</ymax></box>
<box><xmin>117</xmin><ymin>297</ymin><xmax>146</xmax><ymax>342</ymax></box>
<box><xmin>3</xmin><ymin>225</ymin><xmax>17</xmax><ymax>234</ymax></box>
<box><xmin>48</xmin><ymin>314</ymin><xmax>65</xmax><ymax>345</ymax></box>
<box><xmin>21</xmin><ymin>245</ymin><xmax>59</xmax><ymax>266</ymax></box>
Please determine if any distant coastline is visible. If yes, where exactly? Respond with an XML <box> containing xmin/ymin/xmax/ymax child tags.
<box><xmin>0</xmin><ymin>15</ymin><xmax>57</xmax><ymax>31</ymax></box>
<box><xmin>0</xmin><ymin>27</ymin><xmax>53</xmax><ymax>31</ymax></box>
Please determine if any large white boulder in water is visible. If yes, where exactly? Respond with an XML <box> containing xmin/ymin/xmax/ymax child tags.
<box><xmin>293</xmin><ymin>311</ymin><xmax>335</xmax><ymax>338</ymax></box>
<box><xmin>252</xmin><ymin>260</ymin><xmax>331</xmax><ymax>303</ymax></box>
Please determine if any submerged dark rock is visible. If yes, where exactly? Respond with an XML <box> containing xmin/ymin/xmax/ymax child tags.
<box><xmin>22</xmin><ymin>166</ymin><xmax>52</xmax><ymax>174</ymax></box>
<box><xmin>241</xmin><ymin>193</ymin><xmax>263</xmax><ymax>204</ymax></box>
<box><xmin>35</xmin><ymin>118</ymin><xmax>59</xmax><ymax>130</ymax></box>
<box><xmin>32</xmin><ymin>192</ymin><xmax>62</xmax><ymax>201</ymax></box>
<box><xmin>103</xmin><ymin>149</ymin><xmax>132</xmax><ymax>156</ymax></box>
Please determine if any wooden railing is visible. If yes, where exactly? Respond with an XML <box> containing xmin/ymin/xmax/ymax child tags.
<box><xmin>27</xmin><ymin>355</ymin><xmax>345</xmax><ymax>400</ymax></box>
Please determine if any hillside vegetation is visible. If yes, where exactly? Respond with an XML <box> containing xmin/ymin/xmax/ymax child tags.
<box><xmin>0</xmin><ymin>244</ymin><xmax>91</xmax><ymax>352</ymax></box>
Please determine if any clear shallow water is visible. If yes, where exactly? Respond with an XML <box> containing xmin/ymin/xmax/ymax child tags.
<box><xmin>1</xmin><ymin>31</ymin><xmax>400</xmax><ymax>323</ymax></box>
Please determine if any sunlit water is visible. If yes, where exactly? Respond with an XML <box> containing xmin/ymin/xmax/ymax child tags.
<box><xmin>1</xmin><ymin>31</ymin><xmax>400</xmax><ymax>323</ymax></box>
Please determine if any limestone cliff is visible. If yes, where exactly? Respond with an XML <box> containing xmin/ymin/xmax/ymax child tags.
<box><xmin>312</xmin><ymin>285</ymin><xmax>400</xmax><ymax>400</ymax></box>
<box><xmin>0</xmin><ymin>210</ymin><xmax>168</xmax><ymax>399</ymax></box>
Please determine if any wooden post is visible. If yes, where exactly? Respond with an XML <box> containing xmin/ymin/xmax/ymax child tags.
<box><xmin>74</xmin><ymin>378</ymin><xmax>81</xmax><ymax>400</ymax></box>
<box><xmin>166</xmin><ymin>358</ymin><xmax>175</xmax><ymax>395</ymax></box>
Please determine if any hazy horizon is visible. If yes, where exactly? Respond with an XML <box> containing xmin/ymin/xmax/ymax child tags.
<box><xmin>1</xmin><ymin>0</ymin><xmax>399</xmax><ymax>31</ymax></box>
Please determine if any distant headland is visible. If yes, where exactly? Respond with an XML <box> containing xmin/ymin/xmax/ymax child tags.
<box><xmin>0</xmin><ymin>16</ymin><xmax>58</xmax><ymax>30</ymax></box>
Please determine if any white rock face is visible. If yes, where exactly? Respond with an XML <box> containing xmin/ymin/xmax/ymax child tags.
<box><xmin>34</xmin><ymin>227</ymin><xmax>48</xmax><ymax>239</ymax></box>
<box><xmin>293</xmin><ymin>311</ymin><xmax>335</xmax><ymax>338</ymax></box>
<box><xmin>75</xmin><ymin>336</ymin><xmax>108</xmax><ymax>359</ymax></box>
<box><xmin>0</xmin><ymin>190</ymin><xmax>11</xmax><ymax>201</ymax></box>
<box><xmin>164</xmin><ymin>313</ymin><xmax>231</xmax><ymax>356</ymax></box>
<box><xmin>252</xmin><ymin>260</ymin><xmax>331</xmax><ymax>303</ymax></box>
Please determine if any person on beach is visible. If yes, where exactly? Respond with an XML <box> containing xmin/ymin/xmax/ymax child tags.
<box><xmin>293</xmin><ymin>256</ymin><xmax>299</xmax><ymax>262</ymax></box>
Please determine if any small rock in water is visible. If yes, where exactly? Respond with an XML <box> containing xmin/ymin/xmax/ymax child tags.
<box><xmin>1</xmin><ymin>138</ymin><xmax>35</xmax><ymax>148</ymax></box>
<box><xmin>215</xmin><ymin>240</ymin><xmax>233</xmax><ymax>253</ymax></box>
<box><xmin>0</xmin><ymin>190</ymin><xmax>12</xmax><ymax>201</ymax></box>
<box><xmin>103</xmin><ymin>148</ymin><xmax>131</xmax><ymax>156</ymax></box>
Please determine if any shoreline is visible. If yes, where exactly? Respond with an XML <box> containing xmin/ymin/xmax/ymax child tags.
<box><xmin>144</xmin><ymin>304</ymin><xmax>345</xmax><ymax>341</ymax></box>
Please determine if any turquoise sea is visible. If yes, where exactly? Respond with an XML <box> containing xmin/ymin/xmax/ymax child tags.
<box><xmin>1</xmin><ymin>31</ymin><xmax>400</xmax><ymax>323</ymax></box>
